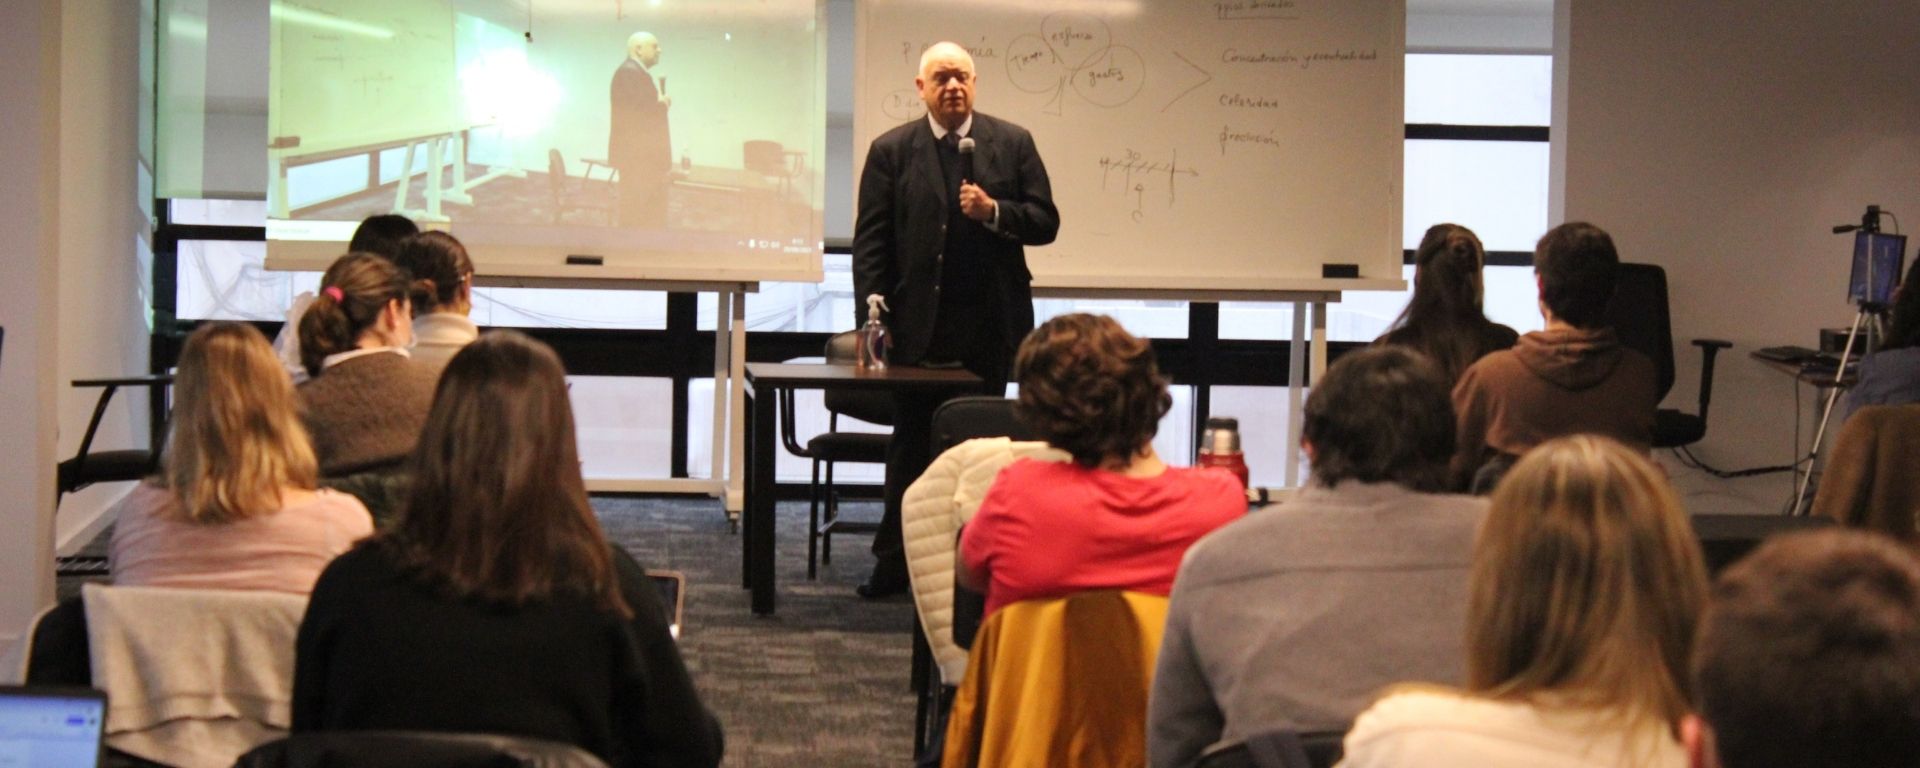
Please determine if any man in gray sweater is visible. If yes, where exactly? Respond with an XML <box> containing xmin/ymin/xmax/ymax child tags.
<box><xmin>1148</xmin><ymin>346</ymin><xmax>1487</xmax><ymax>768</ymax></box>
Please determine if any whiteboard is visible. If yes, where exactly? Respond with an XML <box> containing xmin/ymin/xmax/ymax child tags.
<box><xmin>855</xmin><ymin>0</ymin><xmax>1406</xmax><ymax>292</ymax></box>
<box><xmin>269</xmin><ymin>0</ymin><xmax>462</xmax><ymax>157</ymax></box>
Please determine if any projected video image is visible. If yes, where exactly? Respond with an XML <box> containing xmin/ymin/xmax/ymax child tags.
<box><xmin>267</xmin><ymin>0</ymin><xmax>823</xmax><ymax>261</ymax></box>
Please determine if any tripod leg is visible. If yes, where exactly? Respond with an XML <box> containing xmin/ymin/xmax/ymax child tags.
<box><xmin>1791</xmin><ymin>310</ymin><xmax>1867</xmax><ymax>516</ymax></box>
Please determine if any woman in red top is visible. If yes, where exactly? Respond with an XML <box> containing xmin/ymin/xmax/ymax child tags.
<box><xmin>959</xmin><ymin>313</ymin><xmax>1246</xmax><ymax>615</ymax></box>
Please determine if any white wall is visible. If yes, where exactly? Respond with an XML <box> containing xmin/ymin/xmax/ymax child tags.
<box><xmin>1556</xmin><ymin>0</ymin><xmax>1920</xmax><ymax>514</ymax></box>
<box><xmin>0</xmin><ymin>0</ymin><xmax>150</xmax><ymax>674</ymax></box>
<box><xmin>56</xmin><ymin>0</ymin><xmax>154</xmax><ymax>553</ymax></box>
<box><xmin>0</xmin><ymin>0</ymin><xmax>65</xmax><ymax>672</ymax></box>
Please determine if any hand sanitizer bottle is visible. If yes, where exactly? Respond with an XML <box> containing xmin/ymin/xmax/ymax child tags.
<box><xmin>858</xmin><ymin>294</ymin><xmax>890</xmax><ymax>371</ymax></box>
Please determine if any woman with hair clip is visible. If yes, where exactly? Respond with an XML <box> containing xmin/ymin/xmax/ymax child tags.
<box><xmin>1376</xmin><ymin>223</ymin><xmax>1519</xmax><ymax>384</ymax></box>
<box><xmin>958</xmin><ymin>313</ymin><xmax>1245</xmax><ymax>616</ymax></box>
<box><xmin>109</xmin><ymin>322</ymin><xmax>372</xmax><ymax>593</ymax></box>
<box><xmin>296</xmin><ymin>252</ymin><xmax>439</xmax><ymax>479</ymax></box>
<box><xmin>1340</xmin><ymin>435</ymin><xmax>1706</xmax><ymax>767</ymax></box>
<box><xmin>393</xmin><ymin>230</ymin><xmax>479</xmax><ymax>373</ymax></box>
<box><xmin>292</xmin><ymin>332</ymin><xmax>724</xmax><ymax>768</ymax></box>
<box><xmin>1841</xmin><ymin>257</ymin><xmax>1920</xmax><ymax>422</ymax></box>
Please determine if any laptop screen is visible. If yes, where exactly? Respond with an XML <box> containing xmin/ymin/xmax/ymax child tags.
<box><xmin>0</xmin><ymin>687</ymin><xmax>106</xmax><ymax>768</ymax></box>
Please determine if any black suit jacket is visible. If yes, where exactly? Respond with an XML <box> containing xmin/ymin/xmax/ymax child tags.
<box><xmin>853</xmin><ymin>112</ymin><xmax>1059</xmax><ymax>365</ymax></box>
<box><xmin>608</xmin><ymin>59</ymin><xmax>670</xmax><ymax>178</ymax></box>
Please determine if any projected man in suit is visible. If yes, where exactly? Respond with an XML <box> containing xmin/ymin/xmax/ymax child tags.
<box><xmin>609</xmin><ymin>31</ymin><xmax>671</xmax><ymax>228</ymax></box>
<box><xmin>851</xmin><ymin>41</ymin><xmax>1060</xmax><ymax>597</ymax></box>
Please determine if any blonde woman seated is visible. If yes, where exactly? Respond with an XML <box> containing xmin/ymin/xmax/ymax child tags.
<box><xmin>958</xmin><ymin>313</ymin><xmax>1245</xmax><ymax>616</ymax></box>
<box><xmin>109</xmin><ymin>323</ymin><xmax>373</xmax><ymax>594</ymax></box>
<box><xmin>392</xmin><ymin>231</ymin><xmax>479</xmax><ymax>374</ymax></box>
<box><xmin>1340</xmin><ymin>436</ymin><xmax>1708</xmax><ymax>768</ymax></box>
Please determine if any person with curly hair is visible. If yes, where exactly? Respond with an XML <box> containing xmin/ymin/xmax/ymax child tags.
<box><xmin>957</xmin><ymin>313</ymin><xmax>1245</xmax><ymax>616</ymax></box>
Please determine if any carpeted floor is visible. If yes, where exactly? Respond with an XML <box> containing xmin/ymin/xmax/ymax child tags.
<box><xmin>58</xmin><ymin>495</ymin><xmax>918</xmax><ymax>768</ymax></box>
<box><xmin>595</xmin><ymin>496</ymin><xmax>918</xmax><ymax>768</ymax></box>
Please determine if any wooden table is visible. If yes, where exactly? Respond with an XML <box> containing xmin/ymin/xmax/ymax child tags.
<box><xmin>743</xmin><ymin>362</ymin><xmax>982</xmax><ymax>615</ymax></box>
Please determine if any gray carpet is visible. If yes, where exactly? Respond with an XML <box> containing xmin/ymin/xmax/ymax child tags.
<box><xmin>595</xmin><ymin>496</ymin><xmax>917</xmax><ymax>768</ymax></box>
<box><xmin>57</xmin><ymin>495</ymin><xmax>919</xmax><ymax>768</ymax></box>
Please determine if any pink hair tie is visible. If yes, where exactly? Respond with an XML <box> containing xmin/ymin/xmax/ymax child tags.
<box><xmin>323</xmin><ymin>286</ymin><xmax>344</xmax><ymax>302</ymax></box>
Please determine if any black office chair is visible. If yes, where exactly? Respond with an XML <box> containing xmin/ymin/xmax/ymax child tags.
<box><xmin>913</xmin><ymin>396</ymin><xmax>1038</xmax><ymax>757</ymax></box>
<box><xmin>236</xmin><ymin>732</ymin><xmax>611</xmax><ymax>768</ymax></box>
<box><xmin>546</xmin><ymin>149</ymin><xmax>615</xmax><ymax>225</ymax></box>
<box><xmin>1194</xmin><ymin>729</ymin><xmax>1347</xmax><ymax>768</ymax></box>
<box><xmin>1602</xmin><ymin>263</ymin><xmax>1733</xmax><ymax>448</ymax></box>
<box><xmin>779</xmin><ymin>330</ymin><xmax>893</xmax><ymax>579</ymax></box>
<box><xmin>54</xmin><ymin>375</ymin><xmax>173</xmax><ymax>576</ymax></box>
<box><xmin>1691</xmin><ymin>513</ymin><xmax>1834</xmax><ymax>575</ymax></box>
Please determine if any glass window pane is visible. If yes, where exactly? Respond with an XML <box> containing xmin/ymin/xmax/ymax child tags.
<box><xmin>699</xmin><ymin>253</ymin><xmax>855</xmax><ymax>333</ymax></box>
<box><xmin>1221</xmin><ymin>264</ymin><xmax>1540</xmax><ymax>343</ymax></box>
<box><xmin>570</xmin><ymin>376</ymin><xmax>673</xmax><ymax>480</ymax></box>
<box><xmin>170</xmin><ymin>199</ymin><xmax>268</xmax><ymax>227</ymax></box>
<box><xmin>1210</xmin><ymin>385</ymin><xmax>1303</xmax><ymax>487</ymax></box>
<box><xmin>1405</xmin><ymin>53</ymin><xmax>1551</xmax><ymax>126</ymax></box>
<box><xmin>176</xmin><ymin>239</ymin><xmax>315</xmax><ymax>321</ymax></box>
<box><xmin>1033</xmin><ymin>300</ymin><xmax>1188</xmax><ymax>340</ymax></box>
<box><xmin>472</xmin><ymin>288</ymin><xmax>667</xmax><ymax>330</ymax></box>
<box><xmin>1404</xmin><ymin>139</ymin><xmax>1549</xmax><ymax>253</ymax></box>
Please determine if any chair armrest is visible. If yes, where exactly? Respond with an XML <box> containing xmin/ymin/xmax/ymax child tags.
<box><xmin>1691</xmin><ymin>339</ymin><xmax>1734</xmax><ymax>351</ymax></box>
<box><xmin>1688</xmin><ymin>339</ymin><xmax>1734</xmax><ymax>423</ymax></box>
<box><xmin>71</xmin><ymin>374</ymin><xmax>173</xmax><ymax>388</ymax></box>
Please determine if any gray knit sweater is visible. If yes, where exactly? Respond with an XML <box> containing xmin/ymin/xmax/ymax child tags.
<box><xmin>1148</xmin><ymin>482</ymin><xmax>1487</xmax><ymax>768</ymax></box>
<box><xmin>298</xmin><ymin>351</ymin><xmax>439</xmax><ymax>476</ymax></box>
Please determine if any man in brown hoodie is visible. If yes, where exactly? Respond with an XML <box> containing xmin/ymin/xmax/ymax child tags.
<box><xmin>1449</xmin><ymin>222</ymin><xmax>1658</xmax><ymax>490</ymax></box>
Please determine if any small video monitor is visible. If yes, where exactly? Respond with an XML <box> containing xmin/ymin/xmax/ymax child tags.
<box><xmin>1849</xmin><ymin>231</ymin><xmax>1907</xmax><ymax>307</ymax></box>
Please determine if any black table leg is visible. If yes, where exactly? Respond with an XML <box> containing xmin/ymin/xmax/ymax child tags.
<box><xmin>749</xmin><ymin>384</ymin><xmax>778</xmax><ymax>614</ymax></box>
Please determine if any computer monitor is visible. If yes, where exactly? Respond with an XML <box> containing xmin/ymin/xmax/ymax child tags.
<box><xmin>0</xmin><ymin>686</ymin><xmax>107</xmax><ymax>768</ymax></box>
<box><xmin>1848</xmin><ymin>231</ymin><xmax>1907</xmax><ymax>307</ymax></box>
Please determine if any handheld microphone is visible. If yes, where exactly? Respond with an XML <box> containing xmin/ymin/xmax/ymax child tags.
<box><xmin>956</xmin><ymin>136</ymin><xmax>975</xmax><ymax>183</ymax></box>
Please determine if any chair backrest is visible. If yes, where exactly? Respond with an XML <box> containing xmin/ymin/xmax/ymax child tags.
<box><xmin>1690</xmin><ymin>513</ymin><xmax>1834</xmax><ymax>575</ymax></box>
<box><xmin>1602</xmin><ymin>262</ymin><xmax>1677</xmax><ymax>400</ymax></box>
<box><xmin>236</xmin><ymin>732</ymin><xmax>612</xmax><ymax>768</ymax></box>
<box><xmin>943</xmin><ymin>590</ymin><xmax>1168</xmax><ymax>768</ymax></box>
<box><xmin>742</xmin><ymin>140</ymin><xmax>786</xmax><ymax>177</ymax></box>
<box><xmin>1195</xmin><ymin>730</ymin><xmax>1346</xmax><ymax>768</ymax></box>
<box><xmin>83</xmin><ymin>584</ymin><xmax>307</xmax><ymax>766</ymax></box>
<box><xmin>1810</xmin><ymin>404</ymin><xmax>1920</xmax><ymax>537</ymax></box>
<box><xmin>823</xmin><ymin>331</ymin><xmax>893</xmax><ymax>426</ymax></box>
<box><xmin>934</xmin><ymin>396</ymin><xmax>1041</xmax><ymax>650</ymax></box>
<box><xmin>933</xmin><ymin>396</ymin><xmax>1038</xmax><ymax>455</ymax></box>
<box><xmin>23</xmin><ymin>597</ymin><xmax>90</xmax><ymax>687</ymax></box>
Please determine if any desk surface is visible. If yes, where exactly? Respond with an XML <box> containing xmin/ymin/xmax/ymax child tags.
<box><xmin>745</xmin><ymin>362</ymin><xmax>982</xmax><ymax>391</ymax></box>
<box><xmin>1750</xmin><ymin>352</ymin><xmax>1856</xmax><ymax>388</ymax></box>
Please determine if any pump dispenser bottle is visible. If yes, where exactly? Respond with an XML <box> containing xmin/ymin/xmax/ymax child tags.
<box><xmin>858</xmin><ymin>294</ymin><xmax>890</xmax><ymax>371</ymax></box>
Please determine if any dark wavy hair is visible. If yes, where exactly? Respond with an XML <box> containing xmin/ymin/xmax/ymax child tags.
<box><xmin>1694</xmin><ymin>529</ymin><xmax>1920</xmax><ymax>768</ymax></box>
<box><xmin>1303</xmin><ymin>346</ymin><xmax>1455</xmax><ymax>491</ymax></box>
<box><xmin>1535</xmin><ymin>221</ymin><xmax>1621</xmax><ymax>328</ymax></box>
<box><xmin>347</xmin><ymin>214</ymin><xmax>419</xmax><ymax>260</ymax></box>
<box><xmin>1379</xmin><ymin>223</ymin><xmax>1511</xmax><ymax>382</ymax></box>
<box><xmin>393</xmin><ymin>231</ymin><xmax>474</xmax><ymax>315</ymax></box>
<box><xmin>297</xmin><ymin>252</ymin><xmax>411</xmax><ymax>377</ymax></box>
<box><xmin>1014</xmin><ymin>313</ymin><xmax>1171</xmax><ymax>467</ymax></box>
<box><xmin>378</xmin><ymin>331</ymin><xmax>630</xmax><ymax>618</ymax></box>
<box><xmin>1883</xmin><ymin>258</ymin><xmax>1920</xmax><ymax>351</ymax></box>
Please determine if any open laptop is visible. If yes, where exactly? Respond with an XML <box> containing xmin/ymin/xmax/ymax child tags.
<box><xmin>0</xmin><ymin>686</ymin><xmax>107</xmax><ymax>768</ymax></box>
<box><xmin>647</xmin><ymin>569</ymin><xmax>686</xmax><ymax>640</ymax></box>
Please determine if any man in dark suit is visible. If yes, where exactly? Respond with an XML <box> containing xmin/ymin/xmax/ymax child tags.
<box><xmin>608</xmin><ymin>32</ymin><xmax>671</xmax><ymax>228</ymax></box>
<box><xmin>852</xmin><ymin>41</ymin><xmax>1059</xmax><ymax>597</ymax></box>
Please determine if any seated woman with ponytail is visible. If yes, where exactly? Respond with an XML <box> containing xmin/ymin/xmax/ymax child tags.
<box><xmin>1376</xmin><ymin>223</ymin><xmax>1519</xmax><ymax>384</ymax></box>
<box><xmin>109</xmin><ymin>322</ymin><xmax>373</xmax><ymax>594</ymax></box>
<box><xmin>393</xmin><ymin>231</ymin><xmax>479</xmax><ymax>374</ymax></box>
<box><xmin>298</xmin><ymin>253</ymin><xmax>440</xmax><ymax>521</ymax></box>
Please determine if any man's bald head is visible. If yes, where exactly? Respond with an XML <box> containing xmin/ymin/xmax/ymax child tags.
<box><xmin>916</xmin><ymin>42</ymin><xmax>976</xmax><ymax>130</ymax></box>
<box><xmin>627</xmin><ymin>32</ymin><xmax>660</xmax><ymax>68</ymax></box>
